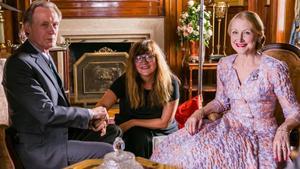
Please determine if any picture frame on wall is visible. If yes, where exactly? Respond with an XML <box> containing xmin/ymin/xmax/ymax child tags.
<box><xmin>214</xmin><ymin>0</ymin><xmax>247</xmax><ymax>6</ymax></box>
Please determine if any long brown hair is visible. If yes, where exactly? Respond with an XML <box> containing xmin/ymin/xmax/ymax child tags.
<box><xmin>126</xmin><ymin>39</ymin><xmax>174</xmax><ymax>109</ymax></box>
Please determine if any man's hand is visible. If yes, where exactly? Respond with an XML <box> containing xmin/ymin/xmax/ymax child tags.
<box><xmin>89</xmin><ymin>106</ymin><xmax>109</xmax><ymax>135</ymax></box>
<box><xmin>89</xmin><ymin>119</ymin><xmax>107</xmax><ymax>136</ymax></box>
<box><xmin>90</xmin><ymin>106</ymin><xmax>109</xmax><ymax>120</ymax></box>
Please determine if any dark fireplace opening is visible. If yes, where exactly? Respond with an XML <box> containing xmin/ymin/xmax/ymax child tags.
<box><xmin>69</xmin><ymin>42</ymin><xmax>132</xmax><ymax>61</ymax></box>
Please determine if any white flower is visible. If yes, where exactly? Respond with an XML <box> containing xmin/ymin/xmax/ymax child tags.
<box><xmin>177</xmin><ymin>1</ymin><xmax>212</xmax><ymax>46</ymax></box>
<box><xmin>191</xmin><ymin>8</ymin><xmax>196</xmax><ymax>14</ymax></box>
<box><xmin>194</xmin><ymin>30</ymin><xmax>199</xmax><ymax>36</ymax></box>
<box><xmin>182</xmin><ymin>12</ymin><xmax>189</xmax><ymax>19</ymax></box>
<box><xmin>208</xmin><ymin>29</ymin><xmax>213</xmax><ymax>36</ymax></box>
<box><xmin>188</xmin><ymin>0</ymin><xmax>195</xmax><ymax>7</ymax></box>
<box><xmin>196</xmin><ymin>6</ymin><xmax>200</xmax><ymax>12</ymax></box>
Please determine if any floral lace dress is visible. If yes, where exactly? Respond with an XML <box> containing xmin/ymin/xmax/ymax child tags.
<box><xmin>151</xmin><ymin>54</ymin><xmax>300</xmax><ymax>169</ymax></box>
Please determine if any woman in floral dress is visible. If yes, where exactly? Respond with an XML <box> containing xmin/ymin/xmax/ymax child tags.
<box><xmin>151</xmin><ymin>11</ymin><xmax>300</xmax><ymax>169</ymax></box>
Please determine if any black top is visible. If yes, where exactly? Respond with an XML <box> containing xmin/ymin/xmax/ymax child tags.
<box><xmin>110</xmin><ymin>74</ymin><xmax>179</xmax><ymax>132</ymax></box>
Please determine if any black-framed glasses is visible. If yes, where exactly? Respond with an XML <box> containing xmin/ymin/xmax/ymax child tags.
<box><xmin>134</xmin><ymin>54</ymin><xmax>155</xmax><ymax>63</ymax></box>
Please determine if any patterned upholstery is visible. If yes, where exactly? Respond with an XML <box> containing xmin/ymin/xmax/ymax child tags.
<box><xmin>0</xmin><ymin>58</ymin><xmax>14</xmax><ymax>169</ymax></box>
<box><xmin>261</xmin><ymin>43</ymin><xmax>300</xmax><ymax>159</ymax></box>
<box><xmin>0</xmin><ymin>59</ymin><xmax>9</xmax><ymax>128</ymax></box>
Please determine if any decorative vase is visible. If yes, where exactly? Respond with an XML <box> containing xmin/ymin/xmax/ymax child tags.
<box><xmin>189</xmin><ymin>40</ymin><xmax>200</xmax><ymax>62</ymax></box>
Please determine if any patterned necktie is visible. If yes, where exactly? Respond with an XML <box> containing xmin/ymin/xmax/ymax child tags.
<box><xmin>43</xmin><ymin>53</ymin><xmax>62</xmax><ymax>87</ymax></box>
<box><xmin>48</xmin><ymin>57</ymin><xmax>56</xmax><ymax>74</ymax></box>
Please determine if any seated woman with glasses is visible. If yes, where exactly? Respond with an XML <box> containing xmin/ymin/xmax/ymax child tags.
<box><xmin>96</xmin><ymin>39</ymin><xmax>180</xmax><ymax>158</ymax></box>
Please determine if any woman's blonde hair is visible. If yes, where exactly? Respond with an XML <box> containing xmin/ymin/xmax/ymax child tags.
<box><xmin>227</xmin><ymin>11</ymin><xmax>266</xmax><ymax>50</ymax></box>
<box><xmin>126</xmin><ymin>39</ymin><xmax>174</xmax><ymax>109</ymax></box>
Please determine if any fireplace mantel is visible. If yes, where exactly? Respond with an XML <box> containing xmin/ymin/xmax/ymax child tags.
<box><xmin>58</xmin><ymin>18</ymin><xmax>165</xmax><ymax>49</ymax></box>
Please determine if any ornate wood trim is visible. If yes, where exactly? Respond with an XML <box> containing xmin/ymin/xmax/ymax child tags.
<box><xmin>51</xmin><ymin>0</ymin><xmax>164</xmax><ymax>17</ymax></box>
<box><xmin>164</xmin><ymin>0</ymin><xmax>185</xmax><ymax>76</ymax></box>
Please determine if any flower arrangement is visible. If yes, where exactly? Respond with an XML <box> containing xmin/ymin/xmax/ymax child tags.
<box><xmin>177</xmin><ymin>1</ymin><xmax>213</xmax><ymax>47</ymax></box>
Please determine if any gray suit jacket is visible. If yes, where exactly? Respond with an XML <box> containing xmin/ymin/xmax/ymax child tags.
<box><xmin>2</xmin><ymin>40</ymin><xmax>91</xmax><ymax>169</ymax></box>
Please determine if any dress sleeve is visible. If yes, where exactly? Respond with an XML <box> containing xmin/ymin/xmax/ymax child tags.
<box><xmin>170</xmin><ymin>77</ymin><xmax>180</xmax><ymax>101</ymax></box>
<box><xmin>211</xmin><ymin>58</ymin><xmax>231</xmax><ymax>112</ymax></box>
<box><xmin>270</xmin><ymin>61</ymin><xmax>300</xmax><ymax>122</ymax></box>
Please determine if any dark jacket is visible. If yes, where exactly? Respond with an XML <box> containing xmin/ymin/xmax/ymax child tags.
<box><xmin>2</xmin><ymin>40</ymin><xmax>90</xmax><ymax>169</ymax></box>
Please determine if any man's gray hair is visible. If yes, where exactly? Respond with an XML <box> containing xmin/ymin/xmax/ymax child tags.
<box><xmin>23</xmin><ymin>0</ymin><xmax>62</xmax><ymax>24</ymax></box>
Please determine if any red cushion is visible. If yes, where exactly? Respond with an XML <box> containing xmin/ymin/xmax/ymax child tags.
<box><xmin>175</xmin><ymin>96</ymin><xmax>201</xmax><ymax>129</ymax></box>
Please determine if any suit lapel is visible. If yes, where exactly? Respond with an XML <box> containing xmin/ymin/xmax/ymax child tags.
<box><xmin>47</xmin><ymin>56</ymin><xmax>70</xmax><ymax>105</ymax></box>
<box><xmin>36</xmin><ymin>55</ymin><xmax>59</xmax><ymax>88</ymax></box>
<box><xmin>20</xmin><ymin>40</ymin><xmax>69</xmax><ymax>105</ymax></box>
<box><xmin>35</xmin><ymin>54</ymin><xmax>67</xmax><ymax>103</ymax></box>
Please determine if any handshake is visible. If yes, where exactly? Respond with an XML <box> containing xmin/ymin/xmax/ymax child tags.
<box><xmin>89</xmin><ymin>106</ymin><xmax>111</xmax><ymax>136</ymax></box>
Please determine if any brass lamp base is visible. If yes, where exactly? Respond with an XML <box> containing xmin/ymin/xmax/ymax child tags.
<box><xmin>0</xmin><ymin>43</ymin><xmax>10</xmax><ymax>58</ymax></box>
<box><xmin>209</xmin><ymin>54</ymin><xmax>224</xmax><ymax>61</ymax></box>
<box><xmin>0</xmin><ymin>43</ymin><xmax>6</xmax><ymax>53</ymax></box>
<box><xmin>189</xmin><ymin>55</ymin><xmax>199</xmax><ymax>63</ymax></box>
<box><xmin>0</xmin><ymin>43</ymin><xmax>6</xmax><ymax>49</ymax></box>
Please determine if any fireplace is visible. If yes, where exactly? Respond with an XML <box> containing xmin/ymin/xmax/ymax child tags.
<box><xmin>73</xmin><ymin>49</ymin><xmax>128</xmax><ymax>103</ymax></box>
<box><xmin>57</xmin><ymin>18</ymin><xmax>164</xmax><ymax>104</ymax></box>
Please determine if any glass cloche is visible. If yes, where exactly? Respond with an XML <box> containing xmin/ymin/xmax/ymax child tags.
<box><xmin>98</xmin><ymin>137</ymin><xmax>143</xmax><ymax>169</ymax></box>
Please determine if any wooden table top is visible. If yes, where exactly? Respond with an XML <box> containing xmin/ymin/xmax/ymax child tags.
<box><xmin>64</xmin><ymin>156</ymin><xmax>179</xmax><ymax>169</ymax></box>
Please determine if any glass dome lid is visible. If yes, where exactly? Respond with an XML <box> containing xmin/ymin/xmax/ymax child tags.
<box><xmin>98</xmin><ymin>137</ymin><xmax>143</xmax><ymax>169</ymax></box>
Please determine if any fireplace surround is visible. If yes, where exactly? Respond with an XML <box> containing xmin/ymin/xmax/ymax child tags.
<box><xmin>57</xmin><ymin>18</ymin><xmax>164</xmax><ymax>104</ymax></box>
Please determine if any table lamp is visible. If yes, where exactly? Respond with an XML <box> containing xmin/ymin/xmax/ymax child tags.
<box><xmin>209</xmin><ymin>1</ymin><xmax>229</xmax><ymax>61</ymax></box>
<box><xmin>0</xmin><ymin>5</ymin><xmax>6</xmax><ymax>53</ymax></box>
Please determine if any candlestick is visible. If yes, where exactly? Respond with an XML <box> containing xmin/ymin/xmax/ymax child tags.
<box><xmin>209</xmin><ymin>1</ymin><xmax>228</xmax><ymax>61</ymax></box>
<box><xmin>0</xmin><ymin>6</ymin><xmax>7</xmax><ymax>53</ymax></box>
<box><xmin>0</xmin><ymin>6</ymin><xmax>5</xmax><ymax>44</ymax></box>
<box><xmin>0</xmin><ymin>5</ymin><xmax>6</xmax><ymax>53</ymax></box>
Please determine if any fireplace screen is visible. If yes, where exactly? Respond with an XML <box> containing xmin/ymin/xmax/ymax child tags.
<box><xmin>73</xmin><ymin>51</ymin><xmax>128</xmax><ymax>103</ymax></box>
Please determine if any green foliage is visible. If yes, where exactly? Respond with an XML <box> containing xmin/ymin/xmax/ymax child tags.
<box><xmin>177</xmin><ymin>1</ymin><xmax>213</xmax><ymax>46</ymax></box>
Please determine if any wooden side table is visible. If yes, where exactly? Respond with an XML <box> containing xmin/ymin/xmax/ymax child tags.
<box><xmin>184</xmin><ymin>62</ymin><xmax>218</xmax><ymax>99</ymax></box>
<box><xmin>64</xmin><ymin>157</ymin><xmax>178</xmax><ymax>169</ymax></box>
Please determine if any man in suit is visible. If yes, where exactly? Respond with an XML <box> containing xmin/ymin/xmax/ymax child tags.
<box><xmin>2</xmin><ymin>1</ymin><xmax>121</xmax><ymax>169</ymax></box>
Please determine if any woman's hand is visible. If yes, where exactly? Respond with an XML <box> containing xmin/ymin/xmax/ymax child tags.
<box><xmin>184</xmin><ymin>109</ymin><xmax>204</xmax><ymax>135</ymax></box>
<box><xmin>273</xmin><ymin>127</ymin><xmax>290</xmax><ymax>162</ymax></box>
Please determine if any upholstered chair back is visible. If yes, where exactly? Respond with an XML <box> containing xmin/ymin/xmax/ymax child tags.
<box><xmin>261</xmin><ymin>43</ymin><xmax>300</xmax><ymax>124</ymax></box>
<box><xmin>0</xmin><ymin>58</ymin><xmax>15</xmax><ymax>169</ymax></box>
<box><xmin>261</xmin><ymin>43</ymin><xmax>300</xmax><ymax>159</ymax></box>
